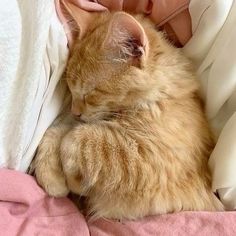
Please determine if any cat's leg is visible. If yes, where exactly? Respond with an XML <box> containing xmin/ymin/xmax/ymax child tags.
<box><xmin>61</xmin><ymin>124</ymin><xmax>137</xmax><ymax>192</ymax></box>
<box><xmin>60</xmin><ymin>122</ymin><xmax>155</xmax><ymax>218</ymax></box>
<box><xmin>34</xmin><ymin>116</ymin><xmax>73</xmax><ymax>197</ymax></box>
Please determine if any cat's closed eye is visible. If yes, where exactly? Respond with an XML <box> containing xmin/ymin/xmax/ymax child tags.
<box><xmin>84</xmin><ymin>94</ymin><xmax>97</xmax><ymax>106</ymax></box>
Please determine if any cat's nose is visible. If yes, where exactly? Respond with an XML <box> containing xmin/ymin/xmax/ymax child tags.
<box><xmin>71</xmin><ymin>108</ymin><xmax>81</xmax><ymax>118</ymax></box>
<box><xmin>71</xmin><ymin>104</ymin><xmax>81</xmax><ymax>116</ymax></box>
<box><xmin>75</xmin><ymin>113</ymin><xmax>81</xmax><ymax>118</ymax></box>
<box><xmin>72</xmin><ymin>112</ymin><xmax>82</xmax><ymax>121</ymax></box>
<box><xmin>72</xmin><ymin>111</ymin><xmax>81</xmax><ymax>117</ymax></box>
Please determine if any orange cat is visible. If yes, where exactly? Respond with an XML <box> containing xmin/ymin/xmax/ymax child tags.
<box><xmin>34</xmin><ymin>11</ymin><xmax>223</xmax><ymax>220</ymax></box>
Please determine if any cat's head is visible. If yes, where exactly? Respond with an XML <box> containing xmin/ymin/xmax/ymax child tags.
<box><xmin>66</xmin><ymin>9</ymin><xmax>195</xmax><ymax>122</ymax></box>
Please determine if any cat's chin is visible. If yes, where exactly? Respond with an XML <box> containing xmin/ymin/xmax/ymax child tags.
<box><xmin>79</xmin><ymin>113</ymin><xmax>114</xmax><ymax>123</ymax></box>
<box><xmin>72</xmin><ymin>115</ymin><xmax>86</xmax><ymax>123</ymax></box>
<box><xmin>78</xmin><ymin>114</ymin><xmax>102</xmax><ymax>123</ymax></box>
<box><xmin>79</xmin><ymin>117</ymin><xmax>89</xmax><ymax>123</ymax></box>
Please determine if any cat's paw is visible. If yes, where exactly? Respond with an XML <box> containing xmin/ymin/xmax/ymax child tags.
<box><xmin>43</xmin><ymin>176</ymin><xmax>69</xmax><ymax>197</ymax></box>
<box><xmin>34</xmin><ymin>148</ymin><xmax>69</xmax><ymax>197</ymax></box>
<box><xmin>34</xmin><ymin>128</ymin><xmax>70</xmax><ymax>197</ymax></box>
<box><xmin>36</xmin><ymin>170</ymin><xmax>69</xmax><ymax>197</ymax></box>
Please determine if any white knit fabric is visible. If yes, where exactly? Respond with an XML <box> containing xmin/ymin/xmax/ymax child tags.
<box><xmin>0</xmin><ymin>0</ymin><xmax>69</xmax><ymax>171</ymax></box>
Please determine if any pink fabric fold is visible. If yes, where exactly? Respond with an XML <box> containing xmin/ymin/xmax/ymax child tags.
<box><xmin>55</xmin><ymin>0</ymin><xmax>192</xmax><ymax>47</ymax></box>
<box><xmin>89</xmin><ymin>211</ymin><xmax>236</xmax><ymax>236</ymax></box>
<box><xmin>1</xmin><ymin>168</ymin><xmax>236</xmax><ymax>235</ymax></box>
<box><xmin>0</xmin><ymin>169</ymin><xmax>89</xmax><ymax>236</ymax></box>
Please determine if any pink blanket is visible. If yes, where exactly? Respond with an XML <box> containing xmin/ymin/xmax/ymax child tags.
<box><xmin>1</xmin><ymin>169</ymin><xmax>235</xmax><ymax>236</ymax></box>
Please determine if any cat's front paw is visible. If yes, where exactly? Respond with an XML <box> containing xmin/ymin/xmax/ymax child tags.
<box><xmin>34</xmin><ymin>150</ymin><xmax>69</xmax><ymax>197</ymax></box>
<box><xmin>36</xmin><ymin>170</ymin><xmax>70</xmax><ymax>197</ymax></box>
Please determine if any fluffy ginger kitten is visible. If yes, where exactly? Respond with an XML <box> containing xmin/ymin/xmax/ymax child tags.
<box><xmin>34</xmin><ymin>10</ymin><xmax>223</xmax><ymax>220</ymax></box>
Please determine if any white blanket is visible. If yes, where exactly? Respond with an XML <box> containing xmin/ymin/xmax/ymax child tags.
<box><xmin>184</xmin><ymin>0</ymin><xmax>236</xmax><ymax>209</ymax></box>
<box><xmin>0</xmin><ymin>0</ymin><xmax>68</xmax><ymax>171</ymax></box>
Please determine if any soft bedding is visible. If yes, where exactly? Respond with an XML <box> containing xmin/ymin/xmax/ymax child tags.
<box><xmin>1</xmin><ymin>169</ymin><xmax>236</xmax><ymax>236</ymax></box>
<box><xmin>184</xmin><ymin>0</ymin><xmax>236</xmax><ymax>209</ymax></box>
<box><xmin>0</xmin><ymin>0</ymin><xmax>68</xmax><ymax>172</ymax></box>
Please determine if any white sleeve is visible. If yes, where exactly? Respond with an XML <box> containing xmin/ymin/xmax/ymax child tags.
<box><xmin>184</xmin><ymin>0</ymin><xmax>236</xmax><ymax>209</ymax></box>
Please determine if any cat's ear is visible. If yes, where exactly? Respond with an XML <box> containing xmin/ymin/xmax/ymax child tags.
<box><xmin>62</xmin><ymin>0</ymin><xmax>97</xmax><ymax>39</ymax></box>
<box><xmin>104</xmin><ymin>12</ymin><xmax>149</xmax><ymax>67</ymax></box>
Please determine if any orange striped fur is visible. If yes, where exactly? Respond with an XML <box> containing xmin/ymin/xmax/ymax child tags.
<box><xmin>34</xmin><ymin>12</ymin><xmax>223</xmax><ymax>220</ymax></box>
